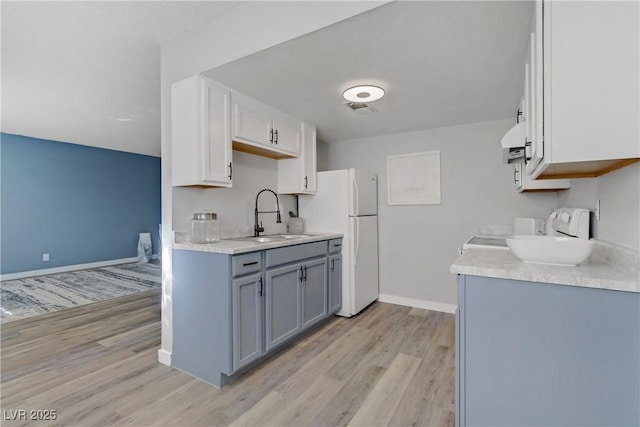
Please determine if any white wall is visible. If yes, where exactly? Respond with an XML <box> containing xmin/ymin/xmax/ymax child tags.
<box><xmin>558</xmin><ymin>163</ymin><xmax>640</xmax><ymax>250</ymax></box>
<box><xmin>326</xmin><ymin>119</ymin><xmax>559</xmax><ymax>306</ymax></box>
<box><xmin>159</xmin><ymin>2</ymin><xmax>388</xmax><ymax>364</ymax></box>
<box><xmin>317</xmin><ymin>140</ymin><xmax>330</xmax><ymax>172</ymax></box>
<box><xmin>173</xmin><ymin>152</ymin><xmax>296</xmax><ymax>235</ymax></box>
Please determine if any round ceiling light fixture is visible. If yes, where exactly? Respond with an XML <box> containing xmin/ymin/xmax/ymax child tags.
<box><xmin>342</xmin><ymin>85</ymin><xmax>385</xmax><ymax>103</ymax></box>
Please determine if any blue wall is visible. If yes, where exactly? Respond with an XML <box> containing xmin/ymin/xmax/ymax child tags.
<box><xmin>1</xmin><ymin>133</ymin><xmax>161</xmax><ymax>275</ymax></box>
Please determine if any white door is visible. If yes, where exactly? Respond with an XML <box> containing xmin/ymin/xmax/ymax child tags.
<box><xmin>348</xmin><ymin>169</ymin><xmax>377</xmax><ymax>217</ymax></box>
<box><xmin>302</xmin><ymin>123</ymin><xmax>317</xmax><ymax>193</ymax></box>
<box><xmin>272</xmin><ymin>113</ymin><xmax>302</xmax><ymax>156</ymax></box>
<box><xmin>349</xmin><ymin>216</ymin><xmax>379</xmax><ymax>315</ymax></box>
<box><xmin>232</xmin><ymin>92</ymin><xmax>272</xmax><ymax>147</ymax></box>
<box><xmin>201</xmin><ymin>79</ymin><xmax>232</xmax><ymax>184</ymax></box>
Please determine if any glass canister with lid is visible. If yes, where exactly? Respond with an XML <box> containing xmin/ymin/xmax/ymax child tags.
<box><xmin>190</xmin><ymin>211</ymin><xmax>221</xmax><ymax>243</ymax></box>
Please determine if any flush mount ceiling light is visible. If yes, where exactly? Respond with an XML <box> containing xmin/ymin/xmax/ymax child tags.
<box><xmin>342</xmin><ymin>85</ymin><xmax>385</xmax><ymax>103</ymax></box>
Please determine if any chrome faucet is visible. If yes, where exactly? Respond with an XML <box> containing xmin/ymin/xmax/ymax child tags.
<box><xmin>254</xmin><ymin>188</ymin><xmax>282</xmax><ymax>237</ymax></box>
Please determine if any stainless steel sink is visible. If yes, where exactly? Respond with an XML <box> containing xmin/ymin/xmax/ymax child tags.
<box><xmin>228</xmin><ymin>234</ymin><xmax>311</xmax><ymax>243</ymax></box>
<box><xmin>230</xmin><ymin>236</ymin><xmax>283</xmax><ymax>243</ymax></box>
<box><xmin>272</xmin><ymin>234</ymin><xmax>311</xmax><ymax>239</ymax></box>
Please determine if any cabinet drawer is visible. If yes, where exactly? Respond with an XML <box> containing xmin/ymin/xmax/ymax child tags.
<box><xmin>328</xmin><ymin>238</ymin><xmax>343</xmax><ymax>254</ymax></box>
<box><xmin>232</xmin><ymin>252</ymin><xmax>262</xmax><ymax>277</ymax></box>
<box><xmin>266</xmin><ymin>241</ymin><xmax>327</xmax><ymax>268</ymax></box>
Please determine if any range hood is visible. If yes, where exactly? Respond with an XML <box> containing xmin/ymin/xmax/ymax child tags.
<box><xmin>501</xmin><ymin>122</ymin><xmax>526</xmax><ymax>163</ymax></box>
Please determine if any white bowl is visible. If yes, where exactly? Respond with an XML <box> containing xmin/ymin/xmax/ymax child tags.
<box><xmin>506</xmin><ymin>235</ymin><xmax>594</xmax><ymax>266</ymax></box>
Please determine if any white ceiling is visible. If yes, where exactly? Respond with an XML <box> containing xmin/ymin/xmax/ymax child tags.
<box><xmin>2</xmin><ymin>1</ymin><xmax>532</xmax><ymax>155</ymax></box>
<box><xmin>1</xmin><ymin>1</ymin><xmax>239</xmax><ymax>156</ymax></box>
<box><xmin>206</xmin><ymin>1</ymin><xmax>533</xmax><ymax>143</ymax></box>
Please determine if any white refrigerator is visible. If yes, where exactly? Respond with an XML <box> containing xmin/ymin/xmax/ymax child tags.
<box><xmin>299</xmin><ymin>169</ymin><xmax>379</xmax><ymax>317</ymax></box>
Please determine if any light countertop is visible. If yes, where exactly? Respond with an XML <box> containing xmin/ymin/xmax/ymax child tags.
<box><xmin>173</xmin><ymin>232</ymin><xmax>343</xmax><ymax>255</ymax></box>
<box><xmin>451</xmin><ymin>242</ymin><xmax>640</xmax><ymax>293</ymax></box>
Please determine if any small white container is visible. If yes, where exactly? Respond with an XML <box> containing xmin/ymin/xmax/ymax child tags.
<box><xmin>190</xmin><ymin>212</ymin><xmax>220</xmax><ymax>243</ymax></box>
<box><xmin>288</xmin><ymin>217</ymin><xmax>305</xmax><ymax>234</ymax></box>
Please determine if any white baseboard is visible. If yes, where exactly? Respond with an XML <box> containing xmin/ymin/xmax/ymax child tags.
<box><xmin>378</xmin><ymin>293</ymin><xmax>457</xmax><ymax>314</ymax></box>
<box><xmin>158</xmin><ymin>349</ymin><xmax>172</xmax><ymax>366</ymax></box>
<box><xmin>1</xmin><ymin>255</ymin><xmax>160</xmax><ymax>281</ymax></box>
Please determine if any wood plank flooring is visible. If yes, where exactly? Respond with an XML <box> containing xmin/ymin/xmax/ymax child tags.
<box><xmin>1</xmin><ymin>289</ymin><xmax>455</xmax><ymax>426</ymax></box>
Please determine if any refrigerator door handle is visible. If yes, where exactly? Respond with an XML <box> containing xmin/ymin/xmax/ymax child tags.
<box><xmin>353</xmin><ymin>218</ymin><xmax>359</xmax><ymax>265</ymax></box>
<box><xmin>352</xmin><ymin>174</ymin><xmax>360</xmax><ymax>217</ymax></box>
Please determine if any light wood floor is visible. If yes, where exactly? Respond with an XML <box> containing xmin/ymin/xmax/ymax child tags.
<box><xmin>1</xmin><ymin>289</ymin><xmax>455</xmax><ymax>427</ymax></box>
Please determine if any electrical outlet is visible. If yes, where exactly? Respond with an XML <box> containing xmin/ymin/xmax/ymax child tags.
<box><xmin>42</xmin><ymin>253</ymin><xmax>50</xmax><ymax>262</ymax></box>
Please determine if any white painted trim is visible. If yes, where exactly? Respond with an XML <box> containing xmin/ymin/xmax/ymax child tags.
<box><xmin>0</xmin><ymin>255</ymin><xmax>160</xmax><ymax>281</ymax></box>
<box><xmin>158</xmin><ymin>349</ymin><xmax>172</xmax><ymax>366</ymax></box>
<box><xmin>378</xmin><ymin>293</ymin><xmax>457</xmax><ymax>314</ymax></box>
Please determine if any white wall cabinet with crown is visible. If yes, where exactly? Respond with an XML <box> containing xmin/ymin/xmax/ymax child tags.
<box><xmin>277</xmin><ymin>122</ymin><xmax>317</xmax><ymax>194</ymax></box>
<box><xmin>232</xmin><ymin>91</ymin><xmax>302</xmax><ymax>159</ymax></box>
<box><xmin>511</xmin><ymin>30</ymin><xmax>569</xmax><ymax>193</ymax></box>
<box><xmin>171</xmin><ymin>74</ymin><xmax>316</xmax><ymax>190</ymax></box>
<box><xmin>527</xmin><ymin>0</ymin><xmax>639</xmax><ymax>179</ymax></box>
<box><xmin>171</xmin><ymin>75</ymin><xmax>233</xmax><ymax>187</ymax></box>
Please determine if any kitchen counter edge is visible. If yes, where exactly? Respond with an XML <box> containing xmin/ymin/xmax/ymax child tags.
<box><xmin>451</xmin><ymin>247</ymin><xmax>640</xmax><ymax>294</ymax></box>
<box><xmin>173</xmin><ymin>233</ymin><xmax>344</xmax><ymax>255</ymax></box>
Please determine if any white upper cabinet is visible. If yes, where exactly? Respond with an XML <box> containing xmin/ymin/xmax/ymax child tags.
<box><xmin>529</xmin><ymin>0</ymin><xmax>640</xmax><ymax>179</ymax></box>
<box><xmin>277</xmin><ymin>122</ymin><xmax>317</xmax><ymax>194</ymax></box>
<box><xmin>232</xmin><ymin>91</ymin><xmax>301</xmax><ymax>159</ymax></box>
<box><xmin>508</xmin><ymin>24</ymin><xmax>569</xmax><ymax>193</ymax></box>
<box><xmin>171</xmin><ymin>75</ymin><xmax>232</xmax><ymax>187</ymax></box>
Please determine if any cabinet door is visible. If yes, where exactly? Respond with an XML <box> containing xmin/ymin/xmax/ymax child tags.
<box><xmin>302</xmin><ymin>258</ymin><xmax>328</xmax><ymax>329</ymax></box>
<box><xmin>232</xmin><ymin>273</ymin><xmax>263</xmax><ymax>371</ymax></box>
<box><xmin>171</xmin><ymin>75</ymin><xmax>232</xmax><ymax>187</ymax></box>
<box><xmin>276</xmin><ymin>122</ymin><xmax>316</xmax><ymax>195</ymax></box>
<box><xmin>523</xmin><ymin>62</ymin><xmax>532</xmax><ymax>164</ymax></box>
<box><xmin>302</xmin><ymin>123</ymin><xmax>317</xmax><ymax>193</ymax></box>
<box><xmin>527</xmin><ymin>2</ymin><xmax>544</xmax><ymax>173</ymax></box>
<box><xmin>328</xmin><ymin>254</ymin><xmax>342</xmax><ymax>314</ymax></box>
<box><xmin>232</xmin><ymin>92</ymin><xmax>272</xmax><ymax>147</ymax></box>
<box><xmin>265</xmin><ymin>264</ymin><xmax>302</xmax><ymax>351</ymax></box>
<box><xmin>201</xmin><ymin>79</ymin><xmax>232</xmax><ymax>185</ymax></box>
<box><xmin>272</xmin><ymin>114</ymin><xmax>302</xmax><ymax>156</ymax></box>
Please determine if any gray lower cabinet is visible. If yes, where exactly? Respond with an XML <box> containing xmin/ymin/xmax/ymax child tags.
<box><xmin>456</xmin><ymin>274</ymin><xmax>640</xmax><ymax>427</ymax></box>
<box><xmin>265</xmin><ymin>257</ymin><xmax>328</xmax><ymax>350</ymax></box>
<box><xmin>232</xmin><ymin>273</ymin><xmax>263</xmax><ymax>370</ymax></box>
<box><xmin>265</xmin><ymin>263</ymin><xmax>302</xmax><ymax>351</ymax></box>
<box><xmin>328</xmin><ymin>254</ymin><xmax>342</xmax><ymax>314</ymax></box>
<box><xmin>172</xmin><ymin>238</ymin><xmax>341</xmax><ymax>387</ymax></box>
<box><xmin>302</xmin><ymin>257</ymin><xmax>328</xmax><ymax>328</ymax></box>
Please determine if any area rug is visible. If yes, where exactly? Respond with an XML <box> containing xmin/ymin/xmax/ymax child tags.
<box><xmin>0</xmin><ymin>262</ymin><xmax>161</xmax><ymax>323</ymax></box>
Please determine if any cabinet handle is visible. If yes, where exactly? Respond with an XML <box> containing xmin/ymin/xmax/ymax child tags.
<box><xmin>243</xmin><ymin>261</ymin><xmax>258</xmax><ymax>267</ymax></box>
<box><xmin>514</xmin><ymin>169</ymin><xmax>519</xmax><ymax>185</ymax></box>
<box><xmin>258</xmin><ymin>277</ymin><xmax>263</xmax><ymax>297</ymax></box>
<box><xmin>333</xmin><ymin>244</ymin><xmax>342</xmax><ymax>247</ymax></box>
<box><xmin>516</xmin><ymin>108</ymin><xmax>523</xmax><ymax>124</ymax></box>
<box><xmin>228</xmin><ymin>162</ymin><xmax>233</xmax><ymax>180</ymax></box>
<box><xmin>330</xmin><ymin>258</ymin><xmax>334</xmax><ymax>271</ymax></box>
<box><xmin>299</xmin><ymin>266</ymin><xmax>303</xmax><ymax>281</ymax></box>
<box><xmin>303</xmin><ymin>265</ymin><xmax>307</xmax><ymax>282</ymax></box>
<box><xmin>270</xmin><ymin>128</ymin><xmax>274</xmax><ymax>143</ymax></box>
<box><xmin>304</xmin><ymin>176</ymin><xmax>308</xmax><ymax>189</ymax></box>
<box><xmin>274</xmin><ymin>129</ymin><xmax>278</xmax><ymax>144</ymax></box>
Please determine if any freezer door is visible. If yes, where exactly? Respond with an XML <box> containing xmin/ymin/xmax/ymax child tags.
<box><xmin>348</xmin><ymin>169</ymin><xmax>378</xmax><ymax>217</ymax></box>
<box><xmin>349</xmin><ymin>216</ymin><xmax>379</xmax><ymax>314</ymax></box>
